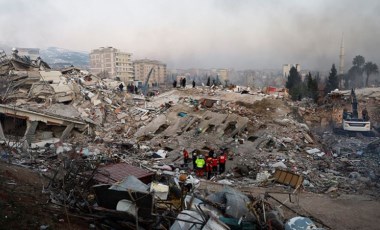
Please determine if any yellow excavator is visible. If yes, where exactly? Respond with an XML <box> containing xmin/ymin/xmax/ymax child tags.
<box><xmin>342</xmin><ymin>89</ymin><xmax>371</xmax><ymax>132</ymax></box>
<box><xmin>334</xmin><ymin>89</ymin><xmax>372</xmax><ymax>136</ymax></box>
<box><xmin>142</xmin><ymin>67</ymin><xmax>155</xmax><ymax>98</ymax></box>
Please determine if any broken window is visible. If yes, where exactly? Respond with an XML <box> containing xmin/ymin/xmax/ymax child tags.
<box><xmin>204</xmin><ymin>116</ymin><xmax>212</xmax><ymax>120</ymax></box>
<box><xmin>224</xmin><ymin>121</ymin><xmax>237</xmax><ymax>136</ymax></box>
<box><xmin>205</xmin><ymin>124</ymin><xmax>215</xmax><ymax>133</ymax></box>
<box><xmin>0</xmin><ymin>114</ymin><xmax>27</xmax><ymax>137</ymax></box>
<box><xmin>154</xmin><ymin>124</ymin><xmax>169</xmax><ymax>135</ymax></box>
<box><xmin>248</xmin><ymin>136</ymin><xmax>259</xmax><ymax>142</ymax></box>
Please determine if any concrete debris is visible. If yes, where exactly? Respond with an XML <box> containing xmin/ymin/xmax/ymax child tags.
<box><xmin>1</xmin><ymin>56</ymin><xmax>379</xmax><ymax>229</ymax></box>
<box><xmin>306</xmin><ymin>148</ymin><xmax>321</xmax><ymax>155</ymax></box>
<box><xmin>150</xmin><ymin>182</ymin><xmax>169</xmax><ymax>200</ymax></box>
<box><xmin>285</xmin><ymin>217</ymin><xmax>324</xmax><ymax>230</ymax></box>
<box><xmin>256</xmin><ymin>171</ymin><xmax>272</xmax><ymax>182</ymax></box>
<box><xmin>271</xmin><ymin>161</ymin><xmax>288</xmax><ymax>169</ymax></box>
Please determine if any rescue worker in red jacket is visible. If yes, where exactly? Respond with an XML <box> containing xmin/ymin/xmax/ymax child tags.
<box><xmin>218</xmin><ymin>153</ymin><xmax>227</xmax><ymax>174</ymax></box>
<box><xmin>183</xmin><ymin>148</ymin><xmax>189</xmax><ymax>165</ymax></box>
<box><xmin>206</xmin><ymin>156</ymin><xmax>213</xmax><ymax>180</ymax></box>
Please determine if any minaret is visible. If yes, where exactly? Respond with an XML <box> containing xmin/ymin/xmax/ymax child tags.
<box><xmin>339</xmin><ymin>33</ymin><xmax>344</xmax><ymax>75</ymax></box>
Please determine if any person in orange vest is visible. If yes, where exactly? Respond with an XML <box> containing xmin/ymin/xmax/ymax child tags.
<box><xmin>183</xmin><ymin>148</ymin><xmax>189</xmax><ymax>165</ymax></box>
<box><xmin>218</xmin><ymin>153</ymin><xmax>227</xmax><ymax>174</ymax></box>
<box><xmin>206</xmin><ymin>156</ymin><xmax>213</xmax><ymax>180</ymax></box>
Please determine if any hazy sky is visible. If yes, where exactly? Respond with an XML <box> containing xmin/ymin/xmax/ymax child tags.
<box><xmin>0</xmin><ymin>0</ymin><xmax>379</xmax><ymax>70</ymax></box>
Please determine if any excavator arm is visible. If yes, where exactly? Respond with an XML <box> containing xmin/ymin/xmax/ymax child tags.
<box><xmin>142</xmin><ymin>67</ymin><xmax>154</xmax><ymax>97</ymax></box>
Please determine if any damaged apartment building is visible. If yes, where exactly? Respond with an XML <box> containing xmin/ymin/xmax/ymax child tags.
<box><xmin>0</xmin><ymin>49</ymin><xmax>114</xmax><ymax>150</ymax></box>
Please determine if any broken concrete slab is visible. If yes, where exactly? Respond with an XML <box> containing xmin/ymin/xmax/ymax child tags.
<box><xmin>0</xmin><ymin>104</ymin><xmax>86</xmax><ymax>129</ymax></box>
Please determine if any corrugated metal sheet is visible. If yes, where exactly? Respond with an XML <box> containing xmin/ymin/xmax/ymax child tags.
<box><xmin>273</xmin><ymin>169</ymin><xmax>303</xmax><ymax>188</ymax></box>
<box><xmin>94</xmin><ymin>163</ymin><xmax>154</xmax><ymax>184</ymax></box>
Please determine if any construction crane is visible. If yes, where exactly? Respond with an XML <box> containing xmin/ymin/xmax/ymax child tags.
<box><xmin>142</xmin><ymin>67</ymin><xmax>155</xmax><ymax>97</ymax></box>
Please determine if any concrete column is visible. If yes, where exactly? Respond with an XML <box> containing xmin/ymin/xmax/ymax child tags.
<box><xmin>24</xmin><ymin>120</ymin><xmax>38</xmax><ymax>144</ymax></box>
<box><xmin>60</xmin><ymin>123</ymin><xmax>74</xmax><ymax>141</ymax></box>
<box><xmin>21</xmin><ymin>120</ymin><xmax>38</xmax><ymax>151</ymax></box>
<box><xmin>0</xmin><ymin>121</ymin><xmax>5</xmax><ymax>140</ymax></box>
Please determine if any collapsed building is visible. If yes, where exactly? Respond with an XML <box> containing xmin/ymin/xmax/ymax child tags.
<box><xmin>0</xmin><ymin>48</ymin><xmax>380</xmax><ymax>229</ymax></box>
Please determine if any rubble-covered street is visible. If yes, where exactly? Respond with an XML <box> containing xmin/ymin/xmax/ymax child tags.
<box><xmin>1</xmin><ymin>51</ymin><xmax>380</xmax><ymax>230</ymax></box>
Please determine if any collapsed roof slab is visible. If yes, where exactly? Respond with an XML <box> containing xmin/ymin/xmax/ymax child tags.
<box><xmin>134</xmin><ymin>114</ymin><xmax>167</xmax><ymax>137</ymax></box>
<box><xmin>160</xmin><ymin>114</ymin><xmax>196</xmax><ymax>137</ymax></box>
<box><xmin>134</xmin><ymin>109</ymin><xmax>250</xmax><ymax>141</ymax></box>
<box><xmin>198</xmin><ymin>111</ymin><xmax>228</xmax><ymax>135</ymax></box>
<box><xmin>182</xmin><ymin>116</ymin><xmax>201</xmax><ymax>132</ymax></box>
<box><xmin>198</xmin><ymin>111</ymin><xmax>249</xmax><ymax>138</ymax></box>
<box><xmin>133</xmin><ymin>110</ymin><xmax>196</xmax><ymax>139</ymax></box>
<box><xmin>39</xmin><ymin>70</ymin><xmax>62</xmax><ymax>83</ymax></box>
<box><xmin>0</xmin><ymin>104</ymin><xmax>86</xmax><ymax>129</ymax></box>
<box><xmin>220</xmin><ymin>113</ymin><xmax>249</xmax><ymax>138</ymax></box>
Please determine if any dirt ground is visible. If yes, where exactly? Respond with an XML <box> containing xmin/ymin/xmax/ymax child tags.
<box><xmin>0</xmin><ymin>161</ymin><xmax>88</xmax><ymax>230</ymax></box>
<box><xmin>200</xmin><ymin>180</ymin><xmax>380</xmax><ymax>230</ymax></box>
<box><xmin>271</xmin><ymin>192</ymin><xmax>380</xmax><ymax>230</ymax></box>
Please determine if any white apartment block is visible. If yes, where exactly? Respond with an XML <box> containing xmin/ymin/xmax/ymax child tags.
<box><xmin>217</xmin><ymin>69</ymin><xmax>229</xmax><ymax>84</ymax></box>
<box><xmin>89</xmin><ymin>47</ymin><xmax>133</xmax><ymax>82</ymax></box>
<box><xmin>133</xmin><ymin>59</ymin><xmax>167</xmax><ymax>86</ymax></box>
<box><xmin>283</xmin><ymin>64</ymin><xmax>301</xmax><ymax>77</ymax></box>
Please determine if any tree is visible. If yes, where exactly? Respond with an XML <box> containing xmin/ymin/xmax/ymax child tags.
<box><xmin>306</xmin><ymin>72</ymin><xmax>319</xmax><ymax>102</ymax></box>
<box><xmin>306</xmin><ymin>72</ymin><xmax>313</xmax><ymax>91</ymax></box>
<box><xmin>363</xmin><ymin>62</ymin><xmax>379</xmax><ymax>87</ymax></box>
<box><xmin>347</xmin><ymin>65</ymin><xmax>362</xmax><ymax>88</ymax></box>
<box><xmin>206</xmin><ymin>76</ymin><xmax>210</xmax><ymax>86</ymax></box>
<box><xmin>286</xmin><ymin>66</ymin><xmax>302</xmax><ymax>100</ymax></box>
<box><xmin>353</xmin><ymin>55</ymin><xmax>365</xmax><ymax>68</ymax></box>
<box><xmin>286</xmin><ymin>67</ymin><xmax>301</xmax><ymax>90</ymax></box>
<box><xmin>215</xmin><ymin>75</ymin><xmax>221</xmax><ymax>86</ymax></box>
<box><xmin>325</xmin><ymin>64</ymin><xmax>339</xmax><ymax>95</ymax></box>
<box><xmin>342</xmin><ymin>55</ymin><xmax>363</xmax><ymax>89</ymax></box>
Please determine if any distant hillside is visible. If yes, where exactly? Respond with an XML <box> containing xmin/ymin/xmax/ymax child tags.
<box><xmin>40</xmin><ymin>47</ymin><xmax>89</xmax><ymax>69</ymax></box>
<box><xmin>0</xmin><ymin>44</ymin><xmax>89</xmax><ymax>69</ymax></box>
<box><xmin>0</xmin><ymin>44</ymin><xmax>12</xmax><ymax>53</ymax></box>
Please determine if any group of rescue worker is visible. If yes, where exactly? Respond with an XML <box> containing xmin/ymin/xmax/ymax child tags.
<box><xmin>182</xmin><ymin>148</ymin><xmax>228</xmax><ymax>179</ymax></box>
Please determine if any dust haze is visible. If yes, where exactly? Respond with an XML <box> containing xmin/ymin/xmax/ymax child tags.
<box><xmin>0</xmin><ymin>0</ymin><xmax>379</xmax><ymax>70</ymax></box>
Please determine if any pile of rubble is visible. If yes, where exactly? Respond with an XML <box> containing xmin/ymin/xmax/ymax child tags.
<box><xmin>1</xmin><ymin>49</ymin><xmax>380</xmax><ymax>229</ymax></box>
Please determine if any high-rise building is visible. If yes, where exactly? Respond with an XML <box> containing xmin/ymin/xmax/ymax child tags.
<box><xmin>283</xmin><ymin>64</ymin><xmax>301</xmax><ymax>77</ymax></box>
<box><xmin>133</xmin><ymin>59</ymin><xmax>167</xmax><ymax>86</ymax></box>
<box><xmin>89</xmin><ymin>47</ymin><xmax>133</xmax><ymax>82</ymax></box>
